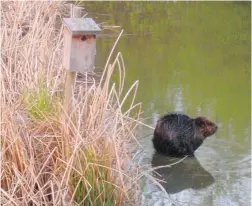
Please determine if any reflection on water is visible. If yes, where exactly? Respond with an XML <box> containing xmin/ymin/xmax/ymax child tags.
<box><xmin>83</xmin><ymin>1</ymin><xmax>251</xmax><ymax>205</ymax></box>
<box><xmin>151</xmin><ymin>152</ymin><xmax>214</xmax><ymax>194</ymax></box>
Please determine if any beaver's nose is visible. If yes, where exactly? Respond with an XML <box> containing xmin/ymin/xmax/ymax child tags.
<box><xmin>214</xmin><ymin>125</ymin><xmax>218</xmax><ymax>132</ymax></box>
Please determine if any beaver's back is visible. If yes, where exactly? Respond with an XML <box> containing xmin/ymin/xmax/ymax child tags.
<box><xmin>155</xmin><ymin>113</ymin><xmax>196</xmax><ymax>140</ymax></box>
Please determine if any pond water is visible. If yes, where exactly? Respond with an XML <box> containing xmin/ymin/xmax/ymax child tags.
<box><xmin>84</xmin><ymin>2</ymin><xmax>251</xmax><ymax>205</ymax></box>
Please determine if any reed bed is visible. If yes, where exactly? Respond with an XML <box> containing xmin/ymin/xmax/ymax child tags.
<box><xmin>1</xmin><ymin>2</ymin><xmax>144</xmax><ymax>205</ymax></box>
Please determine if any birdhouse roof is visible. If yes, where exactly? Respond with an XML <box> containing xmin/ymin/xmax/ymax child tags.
<box><xmin>63</xmin><ymin>18</ymin><xmax>102</xmax><ymax>35</ymax></box>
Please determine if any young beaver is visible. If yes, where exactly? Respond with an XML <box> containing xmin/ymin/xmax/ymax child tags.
<box><xmin>152</xmin><ymin>112</ymin><xmax>218</xmax><ymax>156</ymax></box>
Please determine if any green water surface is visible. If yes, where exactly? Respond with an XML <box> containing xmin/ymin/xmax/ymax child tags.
<box><xmin>83</xmin><ymin>2</ymin><xmax>251</xmax><ymax>205</ymax></box>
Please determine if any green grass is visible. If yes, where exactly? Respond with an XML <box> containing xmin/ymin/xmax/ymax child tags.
<box><xmin>22</xmin><ymin>85</ymin><xmax>56</xmax><ymax>120</ymax></box>
<box><xmin>69</xmin><ymin>147</ymin><xmax>123</xmax><ymax>205</ymax></box>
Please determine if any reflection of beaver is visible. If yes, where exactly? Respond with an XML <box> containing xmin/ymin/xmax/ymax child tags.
<box><xmin>151</xmin><ymin>152</ymin><xmax>214</xmax><ymax>194</ymax></box>
<box><xmin>152</xmin><ymin>112</ymin><xmax>218</xmax><ymax>156</ymax></box>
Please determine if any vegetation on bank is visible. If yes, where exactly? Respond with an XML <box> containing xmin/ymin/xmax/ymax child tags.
<box><xmin>0</xmin><ymin>2</ymin><xmax>144</xmax><ymax>205</ymax></box>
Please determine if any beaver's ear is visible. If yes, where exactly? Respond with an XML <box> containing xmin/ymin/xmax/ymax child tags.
<box><xmin>195</xmin><ymin>117</ymin><xmax>206</xmax><ymax>128</ymax></box>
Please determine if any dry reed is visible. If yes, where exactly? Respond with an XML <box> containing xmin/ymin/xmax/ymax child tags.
<box><xmin>1</xmin><ymin>1</ymin><xmax>144</xmax><ymax>205</ymax></box>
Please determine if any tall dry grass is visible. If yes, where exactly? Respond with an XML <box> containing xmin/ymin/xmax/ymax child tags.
<box><xmin>1</xmin><ymin>2</ymin><xmax>143</xmax><ymax>205</ymax></box>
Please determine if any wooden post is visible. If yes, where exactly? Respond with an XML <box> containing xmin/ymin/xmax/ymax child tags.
<box><xmin>63</xmin><ymin>6</ymin><xmax>83</xmax><ymax>113</ymax></box>
<box><xmin>63</xmin><ymin>71</ymin><xmax>76</xmax><ymax>112</ymax></box>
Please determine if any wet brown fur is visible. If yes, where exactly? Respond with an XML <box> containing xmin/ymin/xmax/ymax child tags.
<box><xmin>152</xmin><ymin>112</ymin><xmax>218</xmax><ymax>156</ymax></box>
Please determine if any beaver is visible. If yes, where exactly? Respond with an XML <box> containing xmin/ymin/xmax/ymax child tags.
<box><xmin>152</xmin><ymin>112</ymin><xmax>218</xmax><ymax>156</ymax></box>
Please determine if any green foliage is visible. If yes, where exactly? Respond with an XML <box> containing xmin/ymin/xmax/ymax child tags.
<box><xmin>22</xmin><ymin>84</ymin><xmax>57</xmax><ymax>120</ymax></box>
<box><xmin>69</xmin><ymin>147</ymin><xmax>123</xmax><ymax>205</ymax></box>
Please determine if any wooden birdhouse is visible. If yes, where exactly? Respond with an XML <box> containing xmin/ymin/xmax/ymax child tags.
<box><xmin>63</xmin><ymin>18</ymin><xmax>101</xmax><ymax>73</ymax></box>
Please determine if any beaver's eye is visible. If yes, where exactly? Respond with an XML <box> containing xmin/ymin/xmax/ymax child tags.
<box><xmin>199</xmin><ymin>123</ymin><xmax>205</xmax><ymax>128</ymax></box>
<box><xmin>207</xmin><ymin>122</ymin><xmax>214</xmax><ymax>127</ymax></box>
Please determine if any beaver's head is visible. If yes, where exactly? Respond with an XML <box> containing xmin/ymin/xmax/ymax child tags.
<box><xmin>194</xmin><ymin>117</ymin><xmax>218</xmax><ymax>138</ymax></box>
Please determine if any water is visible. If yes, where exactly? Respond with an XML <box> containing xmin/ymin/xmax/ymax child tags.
<box><xmin>84</xmin><ymin>2</ymin><xmax>251</xmax><ymax>205</ymax></box>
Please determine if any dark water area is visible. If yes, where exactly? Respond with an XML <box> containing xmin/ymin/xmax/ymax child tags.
<box><xmin>83</xmin><ymin>2</ymin><xmax>251</xmax><ymax>205</ymax></box>
<box><xmin>151</xmin><ymin>153</ymin><xmax>215</xmax><ymax>194</ymax></box>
